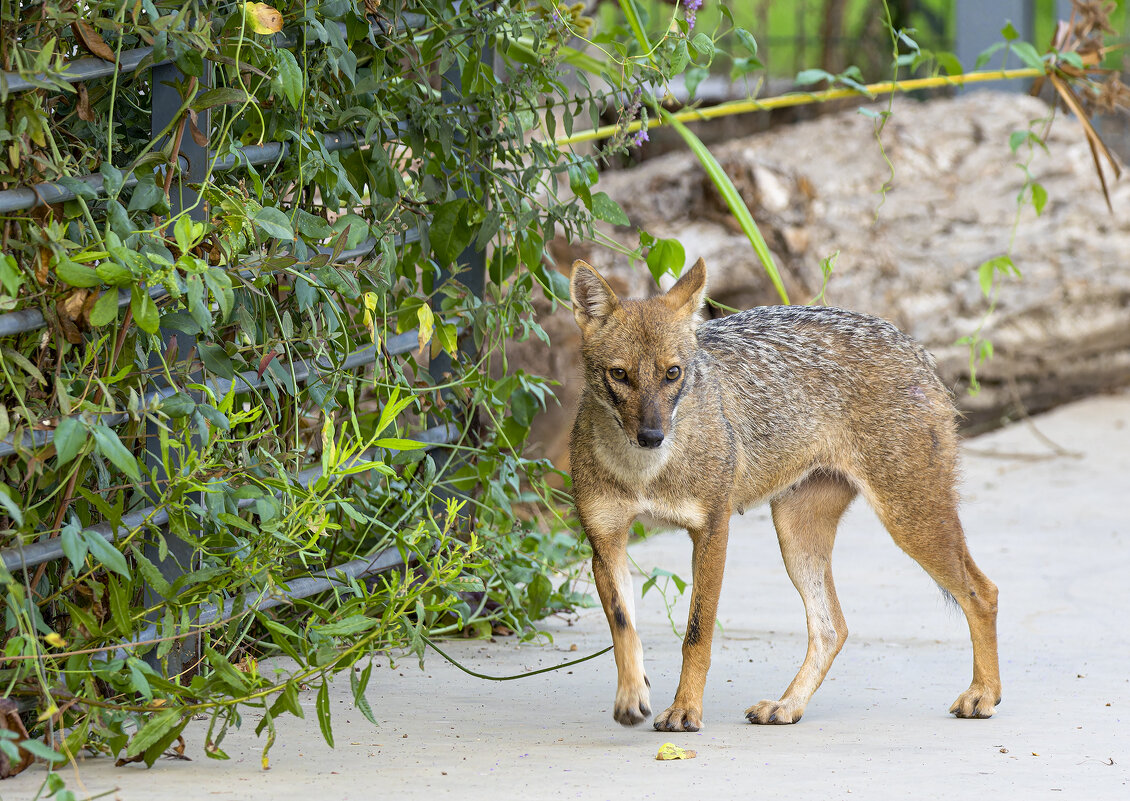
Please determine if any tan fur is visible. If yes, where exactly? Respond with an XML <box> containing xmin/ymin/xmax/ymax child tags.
<box><xmin>569</xmin><ymin>258</ymin><xmax>1000</xmax><ymax>732</ymax></box>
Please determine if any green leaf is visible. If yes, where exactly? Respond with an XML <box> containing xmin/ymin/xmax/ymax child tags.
<box><xmin>83</xmin><ymin>529</ymin><xmax>131</xmax><ymax>578</ymax></box>
<box><xmin>125</xmin><ymin>708</ymin><xmax>184</xmax><ymax>758</ymax></box>
<box><xmin>159</xmin><ymin>392</ymin><xmax>196</xmax><ymax>419</ymax></box>
<box><xmin>131</xmin><ymin>286</ymin><xmax>159</xmax><ymax>334</ymax></box>
<box><xmin>295</xmin><ymin>209</ymin><xmax>334</xmax><ymax>239</ymax></box>
<box><xmin>935</xmin><ymin>50</ymin><xmax>963</xmax><ymax>76</ymax></box>
<box><xmin>525</xmin><ymin>572</ymin><xmax>552</xmax><ymax>618</ymax></box>
<box><xmin>205</xmin><ymin>646</ymin><xmax>249</xmax><ymax>693</ymax></box>
<box><xmin>107</xmin><ymin>575</ymin><xmax>132</xmax><ymax>636</ymax></box>
<box><xmin>18</xmin><ymin>738</ymin><xmax>66</xmax><ymax>763</ymax></box>
<box><xmin>261</xmin><ymin>618</ymin><xmax>306</xmax><ymax>663</ymax></box>
<box><xmin>128</xmin><ymin>181</ymin><xmax>167</xmax><ymax>212</ymax></box>
<box><xmin>660</xmin><ymin>109</ymin><xmax>789</xmax><ymax>304</ymax></box>
<box><xmin>274</xmin><ymin>48</ymin><xmax>303</xmax><ymax>110</ymax></box>
<box><xmin>91</xmin><ymin>423</ymin><xmax>141</xmax><ymax>481</ymax></box>
<box><xmin>735</xmin><ymin>28</ymin><xmax>759</xmax><ymax>56</ymax></box>
<box><xmin>510</xmin><ymin>388</ymin><xmax>540</xmax><ymax>427</ymax></box>
<box><xmin>690</xmin><ymin>33</ymin><xmax>715</xmax><ymax>64</ymax></box>
<box><xmin>60</xmin><ymin>523</ymin><xmax>88</xmax><ymax>577</ymax></box>
<box><xmin>198</xmin><ymin>342</ymin><xmax>235</xmax><ymax>379</ymax></box>
<box><xmin>317</xmin><ymin>615</ymin><xmax>379</xmax><ymax>637</ymax></box>
<box><xmin>56</xmin><ymin>257</ymin><xmax>101</xmax><ymax>288</ymax></box>
<box><xmin>645</xmin><ymin>238</ymin><xmax>686</xmax><ymax>283</ymax></box>
<box><xmin>99</xmin><ymin>162</ymin><xmax>124</xmax><ymax>196</ymax></box>
<box><xmin>590</xmin><ymin>192</ymin><xmax>630</xmax><ymax>226</ymax></box>
<box><xmin>1031</xmin><ymin>182</ymin><xmax>1047</xmax><ymax>216</ymax></box>
<box><xmin>430</xmin><ymin>199</ymin><xmax>473</xmax><ymax>265</ymax></box>
<box><xmin>371</xmin><ymin>437</ymin><xmax>427</xmax><ymax>451</ymax></box>
<box><xmin>1000</xmin><ymin>21</ymin><xmax>1020</xmax><ymax>41</ymax></box>
<box><xmin>88</xmin><ymin>289</ymin><xmax>120</xmax><ymax>327</ymax></box>
<box><xmin>350</xmin><ymin>662</ymin><xmax>378</xmax><ymax>726</ymax></box>
<box><xmin>57</xmin><ymin>175</ymin><xmax>99</xmax><ymax>201</ymax></box>
<box><xmin>0</xmin><ymin>254</ymin><xmax>24</xmax><ymax>295</ymax></box>
<box><xmin>684</xmin><ymin>66</ymin><xmax>708</xmax><ymax>100</ymax></box>
<box><xmin>133</xmin><ymin>551</ymin><xmax>172</xmax><ymax>598</ymax></box>
<box><xmin>191</xmin><ymin>87</ymin><xmax>251</xmax><ymax>111</ymax></box>
<box><xmin>96</xmin><ymin>261</ymin><xmax>132</xmax><ymax>286</ymax></box>
<box><xmin>0</xmin><ymin>485</ymin><xmax>22</xmax><ymax>526</ymax></box>
<box><xmin>253</xmin><ymin>206</ymin><xmax>295</xmax><ymax>241</ymax></box>
<box><xmin>316</xmin><ymin>679</ymin><xmax>334</xmax><ymax>748</ymax></box>
<box><xmin>54</xmin><ymin>416</ymin><xmax>87</xmax><ymax>465</ymax></box>
<box><xmin>977</xmin><ymin>255</ymin><xmax>1014</xmax><ymax>297</ymax></box>
<box><xmin>1011</xmin><ymin>41</ymin><xmax>1046</xmax><ymax>71</ymax></box>
<box><xmin>796</xmin><ymin>68</ymin><xmax>834</xmax><ymax>86</ymax></box>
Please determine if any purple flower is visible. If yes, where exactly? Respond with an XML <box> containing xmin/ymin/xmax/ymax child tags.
<box><xmin>632</xmin><ymin>129</ymin><xmax>649</xmax><ymax>146</ymax></box>
<box><xmin>685</xmin><ymin>0</ymin><xmax>703</xmax><ymax>30</ymax></box>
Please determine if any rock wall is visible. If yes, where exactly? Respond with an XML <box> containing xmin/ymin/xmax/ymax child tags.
<box><xmin>516</xmin><ymin>92</ymin><xmax>1130</xmax><ymax>469</ymax></box>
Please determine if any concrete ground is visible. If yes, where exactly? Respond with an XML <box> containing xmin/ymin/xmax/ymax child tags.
<box><xmin>6</xmin><ymin>393</ymin><xmax>1129</xmax><ymax>800</ymax></box>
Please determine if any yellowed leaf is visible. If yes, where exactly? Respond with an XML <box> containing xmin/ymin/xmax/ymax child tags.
<box><xmin>245</xmin><ymin>2</ymin><xmax>284</xmax><ymax>35</ymax></box>
<box><xmin>416</xmin><ymin>304</ymin><xmax>434</xmax><ymax>355</ymax></box>
<box><xmin>656</xmin><ymin>742</ymin><xmax>697</xmax><ymax>760</ymax></box>
<box><xmin>44</xmin><ymin>632</ymin><xmax>67</xmax><ymax>648</ymax></box>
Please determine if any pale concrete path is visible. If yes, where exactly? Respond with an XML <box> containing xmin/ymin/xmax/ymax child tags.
<box><xmin>6</xmin><ymin>394</ymin><xmax>1129</xmax><ymax>800</ymax></box>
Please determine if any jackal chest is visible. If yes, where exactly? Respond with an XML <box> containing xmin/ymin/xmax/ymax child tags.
<box><xmin>632</xmin><ymin>493</ymin><xmax>709</xmax><ymax>531</ymax></box>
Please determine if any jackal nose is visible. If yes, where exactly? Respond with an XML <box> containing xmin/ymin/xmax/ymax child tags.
<box><xmin>636</xmin><ymin>428</ymin><xmax>664</xmax><ymax>448</ymax></box>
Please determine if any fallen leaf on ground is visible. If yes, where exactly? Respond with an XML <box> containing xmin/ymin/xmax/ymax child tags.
<box><xmin>656</xmin><ymin>742</ymin><xmax>697</xmax><ymax>760</ymax></box>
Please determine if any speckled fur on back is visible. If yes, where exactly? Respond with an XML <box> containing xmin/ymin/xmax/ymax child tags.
<box><xmin>569</xmin><ymin>257</ymin><xmax>1000</xmax><ymax>733</ymax></box>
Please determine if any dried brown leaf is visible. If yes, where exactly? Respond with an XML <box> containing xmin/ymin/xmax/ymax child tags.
<box><xmin>81</xmin><ymin>288</ymin><xmax>100</xmax><ymax>324</ymax></box>
<box><xmin>71</xmin><ymin>19</ymin><xmax>117</xmax><ymax>62</ymax></box>
<box><xmin>189</xmin><ymin>116</ymin><xmax>209</xmax><ymax>148</ymax></box>
<box><xmin>1049</xmin><ymin>72</ymin><xmax>1122</xmax><ymax>214</ymax></box>
<box><xmin>76</xmin><ymin>82</ymin><xmax>95</xmax><ymax>122</ymax></box>
<box><xmin>36</xmin><ymin>248</ymin><xmax>51</xmax><ymax>283</ymax></box>
<box><xmin>56</xmin><ymin>289</ymin><xmax>90</xmax><ymax>344</ymax></box>
<box><xmin>0</xmin><ymin>698</ymin><xmax>34</xmax><ymax>778</ymax></box>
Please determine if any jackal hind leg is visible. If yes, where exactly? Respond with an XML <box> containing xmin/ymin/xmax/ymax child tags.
<box><xmin>588</xmin><ymin>533</ymin><xmax>652</xmax><ymax>727</ymax></box>
<box><xmin>654</xmin><ymin>507</ymin><xmax>731</xmax><ymax>733</ymax></box>
<box><xmin>747</xmin><ymin>473</ymin><xmax>856</xmax><ymax>725</ymax></box>
<box><xmin>866</xmin><ymin>469</ymin><xmax>1001</xmax><ymax>719</ymax></box>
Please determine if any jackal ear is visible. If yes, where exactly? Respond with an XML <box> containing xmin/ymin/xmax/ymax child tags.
<box><xmin>665</xmin><ymin>257</ymin><xmax>707</xmax><ymax>319</ymax></box>
<box><xmin>570</xmin><ymin>260</ymin><xmax>619</xmax><ymax>334</ymax></box>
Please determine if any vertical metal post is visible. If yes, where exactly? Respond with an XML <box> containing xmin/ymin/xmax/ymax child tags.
<box><xmin>954</xmin><ymin>0</ymin><xmax>1034</xmax><ymax>91</ymax></box>
<box><xmin>143</xmin><ymin>60</ymin><xmax>210</xmax><ymax>676</ymax></box>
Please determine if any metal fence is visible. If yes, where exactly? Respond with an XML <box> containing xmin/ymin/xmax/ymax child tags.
<box><xmin>0</xmin><ymin>14</ymin><xmax>482</xmax><ymax>676</ymax></box>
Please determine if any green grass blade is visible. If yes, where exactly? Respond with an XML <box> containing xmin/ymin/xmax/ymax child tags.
<box><xmin>659</xmin><ymin>108</ymin><xmax>790</xmax><ymax>304</ymax></box>
<box><xmin>618</xmin><ymin>0</ymin><xmax>652</xmax><ymax>53</ymax></box>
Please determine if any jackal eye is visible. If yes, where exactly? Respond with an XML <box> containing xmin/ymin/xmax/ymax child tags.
<box><xmin>609</xmin><ymin>367</ymin><xmax>627</xmax><ymax>382</ymax></box>
<box><xmin>666</xmin><ymin>366</ymin><xmax>681</xmax><ymax>381</ymax></box>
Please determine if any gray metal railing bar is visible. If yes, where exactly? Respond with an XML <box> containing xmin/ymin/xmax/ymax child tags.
<box><xmin>0</xmin><ymin>46</ymin><xmax>161</xmax><ymax>95</ymax></box>
<box><xmin>0</xmin><ymin>127</ymin><xmax>386</xmax><ymax>214</ymax></box>
<box><xmin>126</xmin><ymin>544</ymin><xmax>414</xmax><ymax>649</ymax></box>
<box><xmin>0</xmin><ymin>227</ymin><xmax>422</xmax><ymax>337</ymax></box>
<box><xmin>0</xmin><ymin>12</ymin><xmax>431</xmax><ymax>97</ymax></box>
<box><xmin>1</xmin><ymin>419</ymin><xmax>458</xmax><ymax>573</ymax></box>
<box><xmin>0</xmin><ymin>327</ymin><xmax>423</xmax><ymax>458</ymax></box>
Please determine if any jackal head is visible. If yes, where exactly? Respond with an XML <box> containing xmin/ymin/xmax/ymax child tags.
<box><xmin>570</xmin><ymin>258</ymin><xmax>707</xmax><ymax>450</ymax></box>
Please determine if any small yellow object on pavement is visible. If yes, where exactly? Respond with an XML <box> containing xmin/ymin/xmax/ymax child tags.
<box><xmin>656</xmin><ymin>742</ymin><xmax>697</xmax><ymax>760</ymax></box>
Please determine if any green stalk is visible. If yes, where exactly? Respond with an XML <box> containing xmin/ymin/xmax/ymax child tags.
<box><xmin>659</xmin><ymin>108</ymin><xmax>789</xmax><ymax>305</ymax></box>
<box><xmin>617</xmin><ymin>0</ymin><xmax>653</xmax><ymax>54</ymax></box>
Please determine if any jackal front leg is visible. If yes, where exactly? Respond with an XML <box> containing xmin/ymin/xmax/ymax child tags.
<box><xmin>654</xmin><ymin>507</ymin><xmax>730</xmax><ymax>732</ymax></box>
<box><xmin>589</xmin><ymin>532</ymin><xmax>651</xmax><ymax>726</ymax></box>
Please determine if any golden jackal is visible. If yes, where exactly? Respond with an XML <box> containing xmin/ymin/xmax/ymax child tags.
<box><xmin>569</xmin><ymin>257</ymin><xmax>1000</xmax><ymax>732</ymax></box>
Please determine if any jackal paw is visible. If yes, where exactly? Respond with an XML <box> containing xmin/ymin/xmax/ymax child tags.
<box><xmin>949</xmin><ymin>684</ymin><xmax>1000</xmax><ymax>719</ymax></box>
<box><xmin>745</xmin><ymin>699</ymin><xmax>804</xmax><ymax>725</ymax></box>
<box><xmin>653</xmin><ymin>705</ymin><xmax>702</xmax><ymax>732</ymax></box>
<box><xmin>613</xmin><ymin>683</ymin><xmax>652</xmax><ymax>727</ymax></box>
